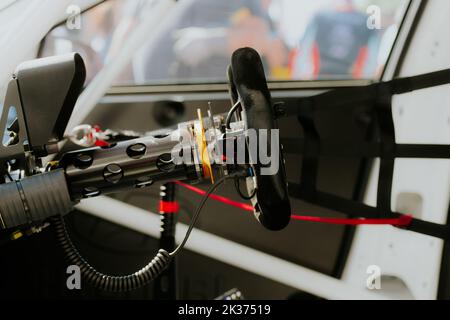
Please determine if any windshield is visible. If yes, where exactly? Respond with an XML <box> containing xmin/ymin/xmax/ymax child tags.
<box><xmin>39</xmin><ymin>0</ymin><xmax>410</xmax><ymax>86</ymax></box>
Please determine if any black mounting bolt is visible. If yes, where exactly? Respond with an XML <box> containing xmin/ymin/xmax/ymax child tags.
<box><xmin>74</xmin><ymin>153</ymin><xmax>93</xmax><ymax>169</ymax></box>
<box><xmin>135</xmin><ymin>176</ymin><xmax>154</xmax><ymax>189</ymax></box>
<box><xmin>156</xmin><ymin>153</ymin><xmax>176</xmax><ymax>172</ymax></box>
<box><xmin>273</xmin><ymin>102</ymin><xmax>286</xmax><ymax>118</ymax></box>
<box><xmin>82</xmin><ymin>186</ymin><xmax>100</xmax><ymax>198</ymax></box>
<box><xmin>127</xmin><ymin>143</ymin><xmax>147</xmax><ymax>159</ymax></box>
<box><xmin>103</xmin><ymin>164</ymin><xmax>123</xmax><ymax>184</ymax></box>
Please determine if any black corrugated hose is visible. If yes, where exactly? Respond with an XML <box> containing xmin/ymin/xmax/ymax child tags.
<box><xmin>52</xmin><ymin>173</ymin><xmax>240</xmax><ymax>292</ymax></box>
<box><xmin>52</xmin><ymin>214</ymin><xmax>171</xmax><ymax>292</ymax></box>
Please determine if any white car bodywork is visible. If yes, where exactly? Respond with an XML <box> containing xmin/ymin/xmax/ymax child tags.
<box><xmin>0</xmin><ymin>0</ymin><xmax>449</xmax><ymax>300</ymax></box>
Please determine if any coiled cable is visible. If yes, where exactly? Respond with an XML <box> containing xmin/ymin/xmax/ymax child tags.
<box><xmin>52</xmin><ymin>172</ymin><xmax>243</xmax><ymax>292</ymax></box>
<box><xmin>52</xmin><ymin>214</ymin><xmax>171</xmax><ymax>292</ymax></box>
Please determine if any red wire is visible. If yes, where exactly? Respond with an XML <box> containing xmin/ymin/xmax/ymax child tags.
<box><xmin>174</xmin><ymin>181</ymin><xmax>413</xmax><ymax>227</ymax></box>
<box><xmin>175</xmin><ymin>181</ymin><xmax>254</xmax><ymax>211</ymax></box>
<box><xmin>290</xmin><ymin>215</ymin><xmax>412</xmax><ymax>226</ymax></box>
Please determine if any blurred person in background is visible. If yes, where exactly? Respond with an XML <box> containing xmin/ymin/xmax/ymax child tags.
<box><xmin>137</xmin><ymin>0</ymin><xmax>288</xmax><ymax>83</ymax></box>
<box><xmin>40</xmin><ymin>0</ymin><xmax>405</xmax><ymax>84</ymax></box>
<box><xmin>290</xmin><ymin>0</ymin><xmax>379</xmax><ymax>80</ymax></box>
